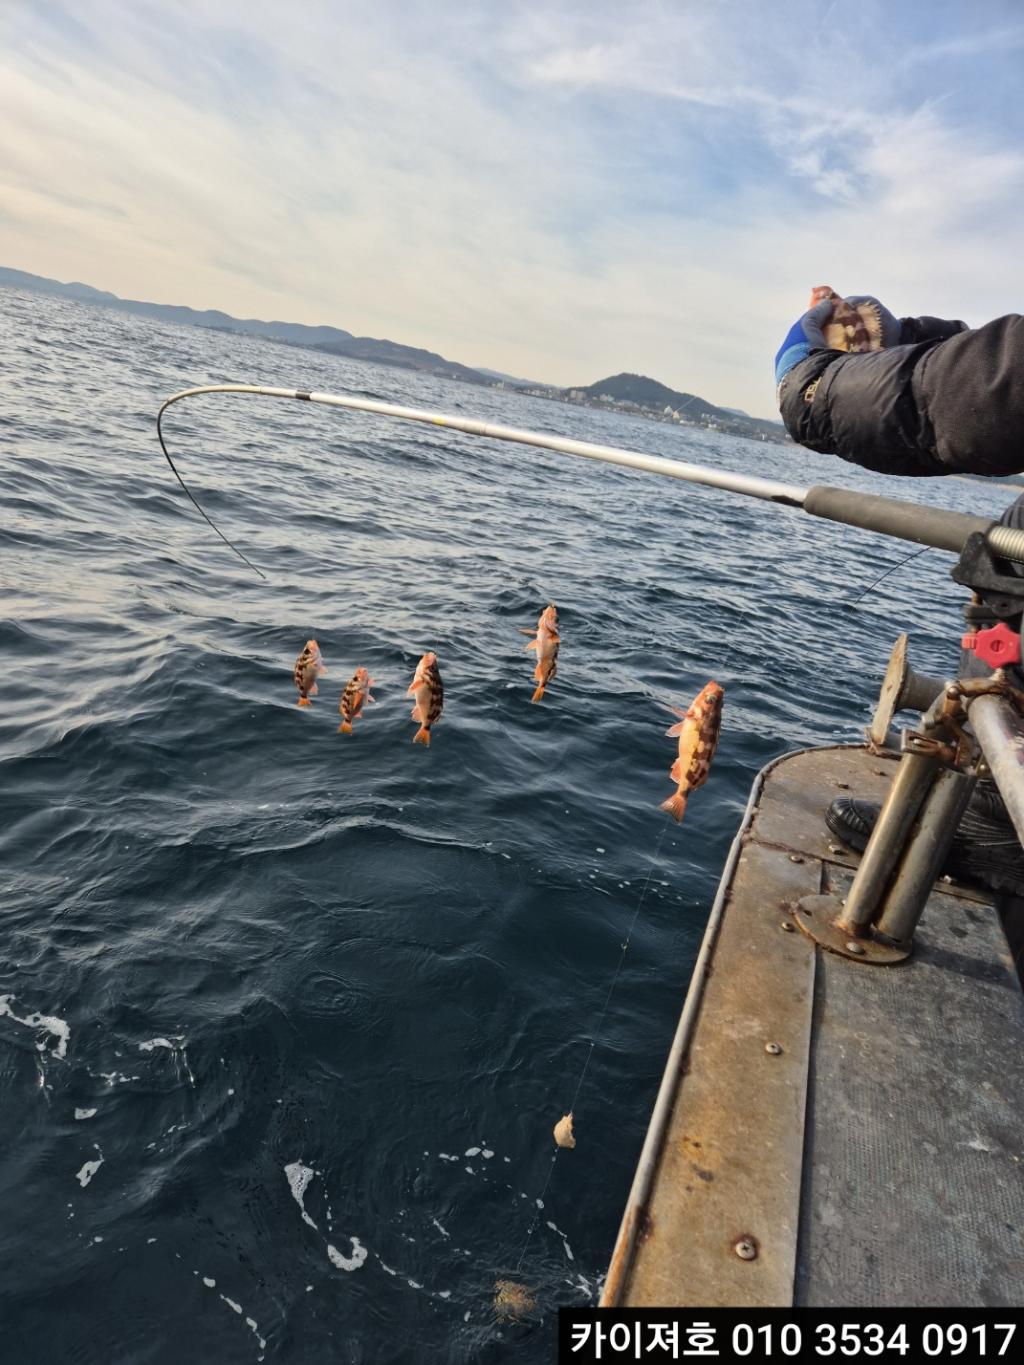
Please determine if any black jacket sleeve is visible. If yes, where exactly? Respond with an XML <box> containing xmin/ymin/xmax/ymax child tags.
<box><xmin>778</xmin><ymin>314</ymin><xmax>1024</xmax><ymax>479</ymax></box>
<box><xmin>778</xmin><ymin>343</ymin><xmax>948</xmax><ymax>477</ymax></box>
<box><xmin>899</xmin><ymin>315</ymin><xmax>968</xmax><ymax>344</ymax></box>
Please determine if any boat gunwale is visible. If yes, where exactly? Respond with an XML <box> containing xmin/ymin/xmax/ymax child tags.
<box><xmin>599</xmin><ymin>742</ymin><xmax>849</xmax><ymax>1305</ymax></box>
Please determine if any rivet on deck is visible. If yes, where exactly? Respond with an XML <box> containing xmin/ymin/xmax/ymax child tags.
<box><xmin>764</xmin><ymin>1042</ymin><xmax>783</xmax><ymax>1056</ymax></box>
<box><xmin>846</xmin><ymin>941</ymin><xmax>866</xmax><ymax>956</ymax></box>
<box><xmin>780</xmin><ymin>920</ymin><xmax>795</xmax><ymax>932</ymax></box>
<box><xmin>733</xmin><ymin>1237</ymin><xmax>758</xmax><ymax>1261</ymax></box>
<box><xmin>788</xmin><ymin>854</ymin><xmax>804</xmax><ymax>863</ymax></box>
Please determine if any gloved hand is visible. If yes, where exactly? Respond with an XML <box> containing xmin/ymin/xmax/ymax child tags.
<box><xmin>775</xmin><ymin>291</ymin><xmax>903</xmax><ymax>387</ymax></box>
<box><xmin>774</xmin><ymin>296</ymin><xmax>837</xmax><ymax>387</ymax></box>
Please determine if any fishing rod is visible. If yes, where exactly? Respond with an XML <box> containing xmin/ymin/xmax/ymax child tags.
<box><xmin>157</xmin><ymin>384</ymin><xmax>1024</xmax><ymax>570</ymax></box>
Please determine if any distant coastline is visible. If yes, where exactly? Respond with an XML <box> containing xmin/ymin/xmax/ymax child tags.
<box><xmin>0</xmin><ymin>265</ymin><xmax>788</xmax><ymax>446</ymax></box>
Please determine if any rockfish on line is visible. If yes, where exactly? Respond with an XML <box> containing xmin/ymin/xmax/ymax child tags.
<box><xmin>407</xmin><ymin>651</ymin><xmax>443</xmax><ymax>745</ymax></box>
<box><xmin>338</xmin><ymin>666</ymin><xmax>375</xmax><ymax>734</ymax></box>
<box><xmin>660</xmin><ymin>681</ymin><xmax>724</xmax><ymax>822</ymax></box>
<box><xmin>294</xmin><ymin>639</ymin><xmax>327</xmax><ymax>707</ymax></box>
<box><xmin>521</xmin><ymin>603</ymin><xmax>560</xmax><ymax>704</ymax></box>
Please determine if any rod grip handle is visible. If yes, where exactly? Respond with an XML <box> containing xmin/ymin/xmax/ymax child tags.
<box><xmin>804</xmin><ymin>485</ymin><xmax>992</xmax><ymax>552</ymax></box>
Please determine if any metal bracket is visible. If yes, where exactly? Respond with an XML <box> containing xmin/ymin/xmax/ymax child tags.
<box><xmin>866</xmin><ymin>634</ymin><xmax>943</xmax><ymax>751</ymax></box>
<box><xmin>901</xmin><ymin>729</ymin><xmax>958</xmax><ymax>763</ymax></box>
<box><xmin>792</xmin><ymin>896</ymin><xmax>910</xmax><ymax>964</ymax></box>
<box><xmin>955</xmin><ymin>671</ymin><xmax>1024</xmax><ymax>715</ymax></box>
<box><xmin>951</xmin><ymin>532</ymin><xmax>1024</xmax><ymax>619</ymax></box>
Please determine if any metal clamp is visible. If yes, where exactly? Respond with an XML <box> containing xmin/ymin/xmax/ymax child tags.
<box><xmin>953</xmin><ymin>531</ymin><xmax>1024</xmax><ymax>619</ymax></box>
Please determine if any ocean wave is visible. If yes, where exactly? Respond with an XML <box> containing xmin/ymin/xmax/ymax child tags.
<box><xmin>0</xmin><ymin>285</ymin><xmax>1013</xmax><ymax>1361</ymax></box>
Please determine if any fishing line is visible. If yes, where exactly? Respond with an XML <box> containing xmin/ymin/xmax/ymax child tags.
<box><xmin>508</xmin><ymin>512</ymin><xmax>936</xmax><ymax>1284</ymax></box>
<box><xmin>846</xmin><ymin>543</ymin><xmax>931</xmax><ymax>607</ymax></box>
<box><xmin>156</xmin><ymin>396</ymin><xmax>267</xmax><ymax>580</ymax></box>
<box><xmin>512</xmin><ymin>811</ymin><xmax>675</xmax><ymax>1275</ymax></box>
<box><xmin>154</xmin><ymin>384</ymin><xmax>787</xmax><ymax>1296</ymax></box>
<box><xmin>510</xmin><ymin>569</ymin><xmax>755</xmax><ymax>1275</ymax></box>
<box><xmin>158</xmin><ymin>386</ymin><xmax>953</xmax><ymax>611</ymax></box>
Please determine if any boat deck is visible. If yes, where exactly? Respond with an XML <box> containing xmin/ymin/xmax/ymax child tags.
<box><xmin>603</xmin><ymin>745</ymin><xmax>1024</xmax><ymax>1308</ymax></box>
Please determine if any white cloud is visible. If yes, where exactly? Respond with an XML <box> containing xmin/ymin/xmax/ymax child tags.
<box><xmin>0</xmin><ymin>0</ymin><xmax>1021</xmax><ymax>417</ymax></box>
<box><xmin>897</xmin><ymin>22</ymin><xmax>1024</xmax><ymax>68</ymax></box>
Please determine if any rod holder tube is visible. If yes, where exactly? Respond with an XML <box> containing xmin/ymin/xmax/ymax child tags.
<box><xmin>836</xmin><ymin>750</ymin><xmax>941</xmax><ymax>935</ymax></box>
<box><xmin>969</xmin><ymin>693</ymin><xmax>1024</xmax><ymax>847</ymax></box>
<box><xmin>874</xmin><ymin>768</ymin><xmax>977</xmax><ymax>945</ymax></box>
<box><xmin>901</xmin><ymin>671</ymin><xmax>946</xmax><ymax>713</ymax></box>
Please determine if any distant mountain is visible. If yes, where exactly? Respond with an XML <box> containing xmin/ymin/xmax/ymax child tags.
<box><xmin>2</xmin><ymin>267</ymin><xmax>782</xmax><ymax>432</ymax></box>
<box><xmin>474</xmin><ymin>367</ymin><xmax>544</xmax><ymax>388</ymax></box>
<box><xmin>574</xmin><ymin>372</ymin><xmax>785</xmax><ymax>443</ymax></box>
<box><xmin>0</xmin><ymin>266</ymin><xmax>490</xmax><ymax>386</ymax></box>
<box><xmin>0</xmin><ymin>267</ymin><xmax>122</xmax><ymax>305</ymax></box>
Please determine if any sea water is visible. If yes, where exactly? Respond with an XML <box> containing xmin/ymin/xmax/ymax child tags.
<box><xmin>0</xmin><ymin>286</ymin><xmax>1012</xmax><ymax>1361</ymax></box>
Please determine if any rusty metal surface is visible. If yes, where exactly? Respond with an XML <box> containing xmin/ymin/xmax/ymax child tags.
<box><xmin>794</xmin><ymin>895</ymin><xmax>910</xmax><ymax>964</ymax></box>
<box><xmin>601</xmin><ymin>775</ymin><xmax>753</xmax><ymax>1307</ymax></box>
<box><xmin>868</xmin><ymin>633</ymin><xmax>908</xmax><ymax>750</ymax></box>
<box><xmin>749</xmin><ymin>747</ymin><xmax>897</xmax><ymax>870</ymax></box>
<box><xmin>868</xmin><ymin>633</ymin><xmax>944</xmax><ymax>749</ymax></box>
<box><xmin>750</xmin><ymin>745</ymin><xmax>990</xmax><ymax>902</ymax></box>
<box><xmin>609</xmin><ymin>744</ymin><xmax>1022</xmax><ymax>1308</ymax></box>
<box><xmin>799</xmin><ymin>860</ymin><xmax>1024</xmax><ymax>1307</ymax></box>
<box><xmin>617</xmin><ymin>837</ymin><xmax>819</xmax><ymax>1306</ymax></box>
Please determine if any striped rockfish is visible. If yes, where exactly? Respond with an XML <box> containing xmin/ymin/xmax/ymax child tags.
<box><xmin>660</xmin><ymin>681</ymin><xmax>724</xmax><ymax>822</ymax></box>
<box><xmin>294</xmin><ymin>639</ymin><xmax>327</xmax><ymax>707</ymax></box>
<box><xmin>338</xmin><ymin>666</ymin><xmax>375</xmax><ymax>734</ymax></box>
<box><xmin>521</xmin><ymin>603</ymin><xmax>560</xmax><ymax>704</ymax></box>
<box><xmin>808</xmin><ymin>285</ymin><xmax>884</xmax><ymax>354</ymax></box>
<box><xmin>407</xmin><ymin>651</ymin><xmax>443</xmax><ymax>746</ymax></box>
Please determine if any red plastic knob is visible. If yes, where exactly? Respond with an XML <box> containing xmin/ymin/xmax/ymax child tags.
<box><xmin>961</xmin><ymin>621</ymin><xmax>1022</xmax><ymax>668</ymax></box>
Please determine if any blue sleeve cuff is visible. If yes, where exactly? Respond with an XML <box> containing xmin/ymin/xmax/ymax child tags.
<box><xmin>774</xmin><ymin>338</ymin><xmax>810</xmax><ymax>386</ymax></box>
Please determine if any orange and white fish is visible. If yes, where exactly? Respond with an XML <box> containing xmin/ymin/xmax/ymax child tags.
<box><xmin>294</xmin><ymin>639</ymin><xmax>327</xmax><ymax>707</ymax></box>
<box><xmin>338</xmin><ymin>666</ymin><xmax>375</xmax><ymax>734</ymax></box>
<box><xmin>407</xmin><ymin>651</ymin><xmax>443</xmax><ymax>745</ymax></box>
<box><xmin>660</xmin><ymin>681</ymin><xmax>724</xmax><ymax>822</ymax></box>
<box><xmin>808</xmin><ymin>285</ymin><xmax>883</xmax><ymax>354</ymax></box>
<box><xmin>520</xmin><ymin>603</ymin><xmax>560</xmax><ymax>704</ymax></box>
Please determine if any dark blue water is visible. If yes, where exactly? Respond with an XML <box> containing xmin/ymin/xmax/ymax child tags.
<box><xmin>0</xmin><ymin>286</ymin><xmax>1013</xmax><ymax>1361</ymax></box>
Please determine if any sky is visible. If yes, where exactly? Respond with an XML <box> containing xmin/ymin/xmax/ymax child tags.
<box><xmin>2</xmin><ymin>0</ymin><xmax>1023</xmax><ymax>418</ymax></box>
